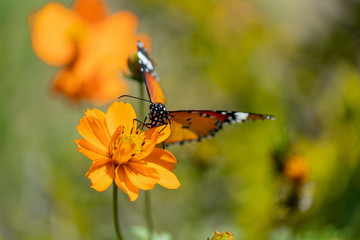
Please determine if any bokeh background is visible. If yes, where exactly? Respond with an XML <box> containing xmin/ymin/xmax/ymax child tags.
<box><xmin>2</xmin><ymin>0</ymin><xmax>360</xmax><ymax>239</ymax></box>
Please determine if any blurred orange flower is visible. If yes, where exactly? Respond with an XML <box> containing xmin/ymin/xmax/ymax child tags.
<box><xmin>29</xmin><ymin>0</ymin><xmax>150</xmax><ymax>104</ymax></box>
<box><xmin>284</xmin><ymin>155</ymin><xmax>309</xmax><ymax>183</ymax></box>
<box><xmin>75</xmin><ymin>101</ymin><xmax>180</xmax><ymax>201</ymax></box>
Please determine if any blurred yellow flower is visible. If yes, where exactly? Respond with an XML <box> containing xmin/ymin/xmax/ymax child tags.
<box><xmin>29</xmin><ymin>0</ymin><xmax>150</xmax><ymax>104</ymax></box>
<box><xmin>75</xmin><ymin>101</ymin><xmax>180</xmax><ymax>201</ymax></box>
<box><xmin>284</xmin><ymin>155</ymin><xmax>309</xmax><ymax>183</ymax></box>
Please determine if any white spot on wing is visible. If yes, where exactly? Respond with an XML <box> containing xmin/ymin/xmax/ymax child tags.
<box><xmin>234</xmin><ymin>112</ymin><xmax>249</xmax><ymax>122</ymax></box>
<box><xmin>137</xmin><ymin>51</ymin><xmax>154</xmax><ymax>71</ymax></box>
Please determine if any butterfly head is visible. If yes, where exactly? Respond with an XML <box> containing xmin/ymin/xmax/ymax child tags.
<box><xmin>149</xmin><ymin>103</ymin><xmax>170</xmax><ymax>127</ymax></box>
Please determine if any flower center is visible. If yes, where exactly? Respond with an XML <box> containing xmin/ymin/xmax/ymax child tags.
<box><xmin>109</xmin><ymin>126</ymin><xmax>146</xmax><ymax>165</ymax></box>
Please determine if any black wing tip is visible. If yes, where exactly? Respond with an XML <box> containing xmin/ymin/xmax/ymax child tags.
<box><xmin>137</xmin><ymin>41</ymin><xmax>144</xmax><ymax>49</ymax></box>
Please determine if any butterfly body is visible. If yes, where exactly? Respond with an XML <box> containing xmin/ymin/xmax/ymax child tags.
<box><xmin>149</xmin><ymin>103</ymin><xmax>170</xmax><ymax>127</ymax></box>
<box><xmin>135</xmin><ymin>41</ymin><xmax>275</xmax><ymax>145</ymax></box>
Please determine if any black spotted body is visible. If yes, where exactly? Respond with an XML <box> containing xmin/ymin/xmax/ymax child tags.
<box><xmin>149</xmin><ymin>103</ymin><xmax>170</xmax><ymax>127</ymax></box>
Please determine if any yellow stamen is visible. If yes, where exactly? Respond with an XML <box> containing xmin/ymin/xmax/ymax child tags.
<box><xmin>109</xmin><ymin>126</ymin><xmax>149</xmax><ymax>165</ymax></box>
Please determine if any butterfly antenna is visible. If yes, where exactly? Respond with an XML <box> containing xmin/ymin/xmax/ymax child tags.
<box><xmin>117</xmin><ymin>95</ymin><xmax>152</xmax><ymax>103</ymax></box>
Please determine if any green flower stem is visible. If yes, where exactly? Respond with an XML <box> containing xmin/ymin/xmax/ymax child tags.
<box><xmin>139</xmin><ymin>82</ymin><xmax>153</xmax><ymax>240</ymax></box>
<box><xmin>113</xmin><ymin>183</ymin><xmax>124</xmax><ymax>240</ymax></box>
<box><xmin>145</xmin><ymin>191</ymin><xmax>153</xmax><ymax>240</ymax></box>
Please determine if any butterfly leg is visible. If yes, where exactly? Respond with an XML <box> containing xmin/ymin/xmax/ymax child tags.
<box><xmin>159</xmin><ymin>120</ymin><xmax>172</xmax><ymax>149</ymax></box>
<box><xmin>157</xmin><ymin>123</ymin><xmax>169</xmax><ymax>149</ymax></box>
<box><xmin>139</xmin><ymin>115</ymin><xmax>152</xmax><ymax>130</ymax></box>
<box><xmin>157</xmin><ymin>122</ymin><xmax>169</xmax><ymax>134</ymax></box>
<box><xmin>133</xmin><ymin>118</ymin><xmax>151</xmax><ymax>130</ymax></box>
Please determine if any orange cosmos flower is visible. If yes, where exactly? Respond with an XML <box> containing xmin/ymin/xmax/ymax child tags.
<box><xmin>75</xmin><ymin>101</ymin><xmax>180</xmax><ymax>201</ymax></box>
<box><xmin>29</xmin><ymin>0</ymin><xmax>150</xmax><ymax>104</ymax></box>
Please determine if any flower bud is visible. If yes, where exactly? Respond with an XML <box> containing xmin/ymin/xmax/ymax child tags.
<box><xmin>127</xmin><ymin>51</ymin><xmax>142</xmax><ymax>81</ymax></box>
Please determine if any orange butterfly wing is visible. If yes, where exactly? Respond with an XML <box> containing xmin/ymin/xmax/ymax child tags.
<box><xmin>165</xmin><ymin>110</ymin><xmax>275</xmax><ymax>145</ymax></box>
<box><xmin>143</xmin><ymin>71</ymin><xmax>166</xmax><ymax>104</ymax></box>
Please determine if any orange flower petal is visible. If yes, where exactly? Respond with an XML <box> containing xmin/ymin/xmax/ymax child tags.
<box><xmin>106</xmin><ymin>101</ymin><xmax>137</xmax><ymax>136</ymax></box>
<box><xmin>73</xmin><ymin>0</ymin><xmax>106</xmax><ymax>24</ymax></box>
<box><xmin>84</xmin><ymin>111</ymin><xmax>110</xmax><ymax>146</ymax></box>
<box><xmin>143</xmin><ymin>149</ymin><xmax>180</xmax><ymax>189</ymax></box>
<box><xmin>124</xmin><ymin>164</ymin><xmax>159</xmax><ymax>190</ymax></box>
<box><xmin>149</xmin><ymin>164</ymin><xmax>180</xmax><ymax>189</ymax></box>
<box><xmin>53</xmin><ymin>66</ymin><xmax>129</xmax><ymax>105</ymax></box>
<box><xmin>115</xmin><ymin>165</ymin><xmax>139</xmax><ymax>201</ymax></box>
<box><xmin>127</xmin><ymin>162</ymin><xmax>160</xmax><ymax>179</ymax></box>
<box><xmin>134</xmin><ymin>131</ymin><xmax>158</xmax><ymax>160</ymax></box>
<box><xmin>151</xmin><ymin>148</ymin><xmax>178</xmax><ymax>163</ymax></box>
<box><xmin>82</xmin><ymin>11</ymin><xmax>143</xmax><ymax>71</ymax></box>
<box><xmin>135</xmin><ymin>125</ymin><xmax>172</xmax><ymax>161</ymax></box>
<box><xmin>83</xmin><ymin>73</ymin><xmax>128</xmax><ymax>105</ymax></box>
<box><xmin>85</xmin><ymin>108</ymin><xmax>106</xmax><ymax>122</ymax></box>
<box><xmin>77</xmin><ymin>114</ymin><xmax>110</xmax><ymax>151</ymax></box>
<box><xmin>144</xmin><ymin>124</ymin><xmax>171</xmax><ymax>144</ymax></box>
<box><xmin>113</xmin><ymin>140</ymin><xmax>135</xmax><ymax>165</ymax></box>
<box><xmin>30</xmin><ymin>3</ymin><xmax>83</xmax><ymax>66</ymax></box>
<box><xmin>86</xmin><ymin>158</ymin><xmax>115</xmax><ymax>192</ymax></box>
<box><xmin>144</xmin><ymin>148</ymin><xmax>177</xmax><ymax>170</ymax></box>
<box><xmin>75</xmin><ymin>139</ymin><xmax>109</xmax><ymax>160</ymax></box>
<box><xmin>53</xmin><ymin>68</ymin><xmax>82</xmax><ymax>100</ymax></box>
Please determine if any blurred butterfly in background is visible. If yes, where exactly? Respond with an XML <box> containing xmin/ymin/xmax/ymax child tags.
<box><xmin>125</xmin><ymin>41</ymin><xmax>275</xmax><ymax>146</ymax></box>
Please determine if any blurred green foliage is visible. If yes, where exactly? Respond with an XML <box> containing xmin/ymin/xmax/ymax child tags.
<box><xmin>1</xmin><ymin>0</ymin><xmax>360</xmax><ymax>239</ymax></box>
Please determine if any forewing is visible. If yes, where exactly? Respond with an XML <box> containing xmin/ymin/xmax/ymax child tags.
<box><xmin>143</xmin><ymin>71</ymin><xmax>166</xmax><ymax>104</ymax></box>
<box><xmin>137</xmin><ymin>42</ymin><xmax>166</xmax><ymax>104</ymax></box>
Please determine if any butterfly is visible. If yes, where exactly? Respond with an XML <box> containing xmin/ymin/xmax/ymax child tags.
<box><xmin>134</xmin><ymin>41</ymin><xmax>275</xmax><ymax>145</ymax></box>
